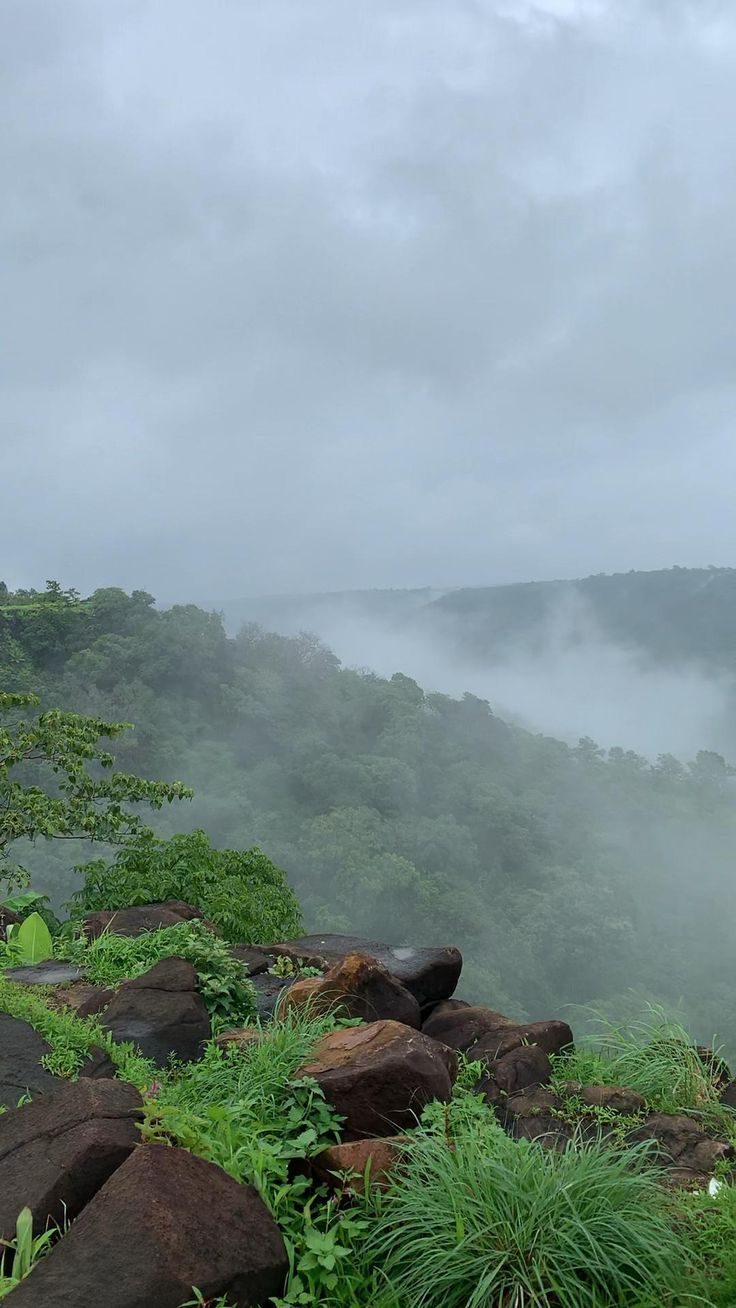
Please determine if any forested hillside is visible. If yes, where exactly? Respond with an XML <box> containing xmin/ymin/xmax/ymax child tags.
<box><xmin>3</xmin><ymin>580</ymin><xmax>736</xmax><ymax>1051</ymax></box>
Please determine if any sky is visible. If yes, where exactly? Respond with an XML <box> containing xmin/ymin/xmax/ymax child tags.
<box><xmin>3</xmin><ymin>0</ymin><xmax>736</xmax><ymax>603</ymax></box>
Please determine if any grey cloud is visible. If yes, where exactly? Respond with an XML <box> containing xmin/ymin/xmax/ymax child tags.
<box><xmin>2</xmin><ymin>0</ymin><xmax>736</xmax><ymax>598</ymax></box>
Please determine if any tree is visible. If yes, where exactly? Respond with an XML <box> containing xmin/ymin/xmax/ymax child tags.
<box><xmin>0</xmin><ymin>691</ymin><xmax>192</xmax><ymax>891</ymax></box>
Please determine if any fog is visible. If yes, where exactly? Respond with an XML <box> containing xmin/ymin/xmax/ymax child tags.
<box><xmin>223</xmin><ymin>591</ymin><xmax>733</xmax><ymax>760</ymax></box>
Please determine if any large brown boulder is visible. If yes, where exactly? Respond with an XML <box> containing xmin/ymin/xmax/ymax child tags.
<box><xmin>100</xmin><ymin>957</ymin><xmax>210</xmax><ymax>1067</ymax></box>
<box><xmin>82</xmin><ymin>901</ymin><xmax>216</xmax><ymax>940</ymax></box>
<box><xmin>0</xmin><ymin>1078</ymin><xmax>142</xmax><ymax>1243</ymax></box>
<box><xmin>284</xmin><ymin>952</ymin><xmax>421</xmax><ymax>1028</ymax></box>
<box><xmin>264</xmin><ymin>934</ymin><xmax>462</xmax><ymax>1007</ymax></box>
<box><xmin>7</xmin><ymin>1144</ymin><xmax>288</xmax><ymax>1308</ymax></box>
<box><xmin>0</xmin><ymin>1014</ymin><xmax>62</xmax><ymax>1109</ymax></box>
<box><xmin>297</xmin><ymin>1019</ymin><xmax>457</xmax><ymax>1139</ymax></box>
<box><xmin>423</xmin><ymin>1003</ymin><xmax>572</xmax><ymax>1061</ymax></box>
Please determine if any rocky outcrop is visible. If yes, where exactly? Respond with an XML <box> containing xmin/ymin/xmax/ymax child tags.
<box><xmin>297</xmin><ymin>1019</ymin><xmax>457</xmax><ymax>1139</ymax></box>
<box><xmin>284</xmin><ymin>952</ymin><xmax>421</xmax><ymax>1028</ymax></box>
<box><xmin>264</xmin><ymin>934</ymin><xmax>462</xmax><ymax>1007</ymax></box>
<box><xmin>6</xmin><ymin>1143</ymin><xmax>288</xmax><ymax>1308</ymax></box>
<box><xmin>422</xmin><ymin>1003</ymin><xmax>573</xmax><ymax>1061</ymax></box>
<box><xmin>100</xmin><ymin>957</ymin><xmax>210</xmax><ymax>1067</ymax></box>
<box><xmin>82</xmin><ymin>900</ymin><xmax>215</xmax><ymax>940</ymax></box>
<box><xmin>0</xmin><ymin>1014</ymin><xmax>62</xmax><ymax>1109</ymax></box>
<box><xmin>0</xmin><ymin>1078</ymin><xmax>142</xmax><ymax>1243</ymax></box>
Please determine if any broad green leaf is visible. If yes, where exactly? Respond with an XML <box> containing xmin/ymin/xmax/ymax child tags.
<box><xmin>13</xmin><ymin>913</ymin><xmax>53</xmax><ymax>965</ymax></box>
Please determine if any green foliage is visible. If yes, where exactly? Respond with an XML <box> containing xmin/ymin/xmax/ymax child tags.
<box><xmin>0</xmin><ymin>690</ymin><xmax>191</xmax><ymax>894</ymax></box>
<box><xmin>0</xmin><ymin>1207</ymin><xmax>58</xmax><ymax>1298</ymax></box>
<box><xmin>72</xmin><ymin>830</ymin><xmax>302</xmax><ymax>944</ymax></box>
<box><xmin>58</xmin><ymin>920</ymin><xmax>257</xmax><ymax>1025</ymax></box>
<box><xmin>0</xmin><ymin>977</ymin><xmax>156</xmax><ymax>1084</ymax></box>
<box><xmin>360</xmin><ymin>1095</ymin><xmax>691</xmax><ymax>1308</ymax></box>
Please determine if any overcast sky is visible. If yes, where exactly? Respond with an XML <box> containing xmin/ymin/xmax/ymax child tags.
<box><xmin>2</xmin><ymin>0</ymin><xmax>736</xmax><ymax>602</ymax></box>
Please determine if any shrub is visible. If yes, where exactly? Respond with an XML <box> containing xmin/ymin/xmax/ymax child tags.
<box><xmin>57</xmin><ymin>919</ymin><xmax>257</xmax><ymax>1025</ymax></box>
<box><xmin>362</xmin><ymin>1095</ymin><xmax>691</xmax><ymax>1308</ymax></box>
<box><xmin>71</xmin><ymin>829</ymin><xmax>303</xmax><ymax>943</ymax></box>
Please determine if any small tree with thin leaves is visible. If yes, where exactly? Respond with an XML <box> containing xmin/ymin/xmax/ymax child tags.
<box><xmin>0</xmin><ymin>691</ymin><xmax>192</xmax><ymax>893</ymax></box>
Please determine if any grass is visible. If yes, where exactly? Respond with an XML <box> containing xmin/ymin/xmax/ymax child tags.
<box><xmin>0</xmin><ymin>1208</ymin><xmax>59</xmax><ymax>1298</ymax></box>
<box><xmin>360</xmin><ymin>1094</ymin><xmax>694</xmax><ymax>1308</ymax></box>
<box><xmin>551</xmin><ymin>1005</ymin><xmax>731</xmax><ymax>1118</ymax></box>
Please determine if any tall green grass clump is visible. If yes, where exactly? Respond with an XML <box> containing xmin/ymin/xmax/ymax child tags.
<box><xmin>551</xmin><ymin>1005</ymin><xmax>729</xmax><ymax>1116</ymax></box>
<box><xmin>363</xmin><ymin>1096</ymin><xmax>691</xmax><ymax>1308</ymax></box>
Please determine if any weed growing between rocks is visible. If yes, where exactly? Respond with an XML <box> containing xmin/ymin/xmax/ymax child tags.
<box><xmin>0</xmin><ymin>1207</ymin><xmax>58</xmax><ymax>1298</ymax></box>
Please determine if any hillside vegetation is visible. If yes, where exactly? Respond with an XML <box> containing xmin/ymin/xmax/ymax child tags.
<box><xmin>2</xmin><ymin>579</ymin><xmax>736</xmax><ymax>1051</ymax></box>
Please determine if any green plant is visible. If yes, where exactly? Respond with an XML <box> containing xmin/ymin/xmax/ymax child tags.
<box><xmin>358</xmin><ymin>1094</ymin><xmax>692</xmax><ymax>1308</ymax></box>
<box><xmin>2</xmin><ymin>911</ymin><xmax>53</xmax><ymax>966</ymax></box>
<box><xmin>57</xmin><ymin>919</ymin><xmax>257</xmax><ymax>1025</ymax></box>
<box><xmin>269</xmin><ymin>955</ymin><xmax>322</xmax><ymax>980</ymax></box>
<box><xmin>72</xmin><ymin>830</ymin><xmax>302</xmax><ymax>944</ymax></box>
<box><xmin>0</xmin><ymin>1207</ymin><xmax>58</xmax><ymax>1297</ymax></box>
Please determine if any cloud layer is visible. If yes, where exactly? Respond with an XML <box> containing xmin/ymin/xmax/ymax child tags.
<box><xmin>3</xmin><ymin>0</ymin><xmax>736</xmax><ymax>599</ymax></box>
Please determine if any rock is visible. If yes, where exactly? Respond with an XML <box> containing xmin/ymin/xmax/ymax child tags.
<box><xmin>284</xmin><ymin>952</ymin><xmax>421</xmax><ymax>1028</ymax></box>
<box><xmin>420</xmin><ymin>997</ymin><xmax>470</xmax><ymax>1025</ymax></box>
<box><xmin>264</xmin><ymin>934</ymin><xmax>462</xmax><ymax>1007</ymax></box>
<box><xmin>313</xmin><ymin>1137</ymin><xmax>407</xmax><ymax>1194</ymax></box>
<box><xmin>0</xmin><ymin>1077</ymin><xmax>142</xmax><ymax>1243</ymax></box>
<box><xmin>0</xmin><ymin>905</ymin><xmax>22</xmax><ymax>942</ymax></box>
<box><xmin>230</xmin><ymin>945</ymin><xmax>272</xmax><ymax>977</ymax></box>
<box><xmin>568</xmin><ymin>1083</ymin><xmax>646</xmax><ymax>1115</ymax></box>
<box><xmin>627</xmin><ymin>1113</ymin><xmax>735</xmax><ymax>1186</ymax></box>
<box><xmin>504</xmin><ymin>1085</ymin><xmax>562</xmax><ymax>1119</ymax></box>
<box><xmin>3</xmin><ymin>962</ymin><xmax>83</xmax><ymax>987</ymax></box>
<box><xmin>214</xmin><ymin>1027</ymin><xmax>262</xmax><ymax>1052</ymax></box>
<box><xmin>7</xmin><ymin>1143</ymin><xmax>288</xmax><ymax>1308</ymax></box>
<box><xmin>422</xmin><ymin>1003</ymin><xmax>515</xmax><ymax>1049</ymax></box>
<box><xmin>78</xmin><ymin>1047</ymin><xmax>119</xmax><ymax>1080</ymax></box>
<box><xmin>297</xmin><ymin>1019</ymin><xmax>457</xmax><ymax>1139</ymax></box>
<box><xmin>477</xmin><ymin>1044</ymin><xmax>553</xmax><ymax>1105</ymax></box>
<box><xmin>46</xmin><ymin>983</ymin><xmax>112</xmax><ymax>1017</ymax></box>
<box><xmin>75</xmin><ymin>987</ymin><xmax>116</xmax><ymax>1019</ymax></box>
<box><xmin>423</xmin><ymin>1003</ymin><xmax>573</xmax><ymax>1061</ymax></box>
<box><xmin>100</xmin><ymin>957</ymin><xmax>210</xmax><ymax>1067</ymax></box>
<box><xmin>0</xmin><ymin>1014</ymin><xmax>62</xmax><ymax>1108</ymax></box>
<box><xmin>512</xmin><ymin>1113</ymin><xmax>574</xmax><ymax>1149</ymax></box>
<box><xmin>82</xmin><ymin>900</ymin><xmax>216</xmax><ymax>940</ymax></box>
<box><xmin>720</xmin><ymin>1079</ymin><xmax>736</xmax><ymax>1110</ymax></box>
<box><xmin>697</xmin><ymin>1046</ymin><xmax>731</xmax><ymax>1093</ymax></box>
<box><xmin>250</xmin><ymin>971</ymin><xmax>296</xmax><ymax>1021</ymax></box>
